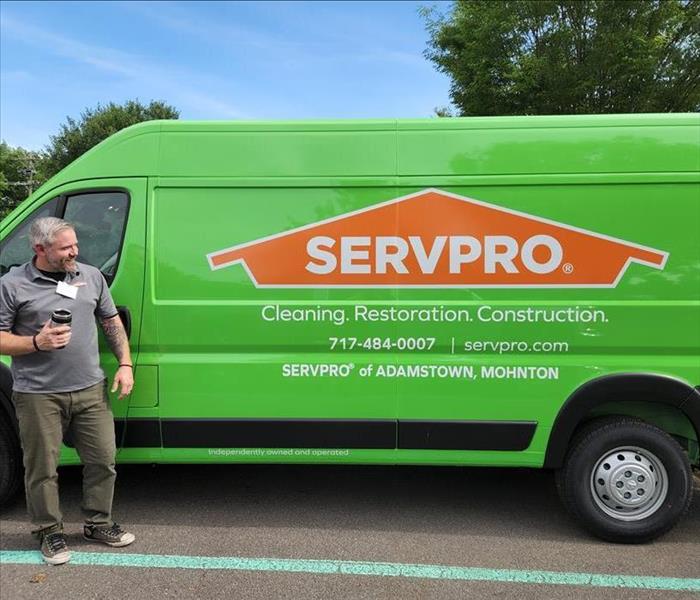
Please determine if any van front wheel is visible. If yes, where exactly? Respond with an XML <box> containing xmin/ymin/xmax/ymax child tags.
<box><xmin>555</xmin><ymin>417</ymin><xmax>693</xmax><ymax>543</ymax></box>
<box><xmin>0</xmin><ymin>412</ymin><xmax>22</xmax><ymax>507</ymax></box>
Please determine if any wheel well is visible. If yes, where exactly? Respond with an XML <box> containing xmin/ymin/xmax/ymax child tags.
<box><xmin>588</xmin><ymin>402</ymin><xmax>698</xmax><ymax>463</ymax></box>
<box><xmin>544</xmin><ymin>374</ymin><xmax>700</xmax><ymax>469</ymax></box>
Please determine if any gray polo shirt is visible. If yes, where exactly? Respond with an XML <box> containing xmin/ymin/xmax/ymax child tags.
<box><xmin>0</xmin><ymin>260</ymin><xmax>118</xmax><ymax>393</ymax></box>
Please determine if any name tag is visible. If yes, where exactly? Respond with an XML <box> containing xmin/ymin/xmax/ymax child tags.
<box><xmin>56</xmin><ymin>280</ymin><xmax>78</xmax><ymax>299</ymax></box>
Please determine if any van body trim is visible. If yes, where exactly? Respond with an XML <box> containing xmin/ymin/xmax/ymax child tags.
<box><xmin>398</xmin><ymin>420</ymin><xmax>537</xmax><ymax>451</ymax></box>
<box><xmin>161</xmin><ymin>418</ymin><xmax>396</xmax><ymax>449</ymax></box>
<box><xmin>122</xmin><ymin>418</ymin><xmax>540</xmax><ymax>451</ymax></box>
<box><xmin>114</xmin><ymin>419</ymin><xmax>161</xmax><ymax>448</ymax></box>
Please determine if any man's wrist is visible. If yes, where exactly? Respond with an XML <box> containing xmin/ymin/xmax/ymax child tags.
<box><xmin>118</xmin><ymin>363</ymin><xmax>133</xmax><ymax>368</ymax></box>
<box><xmin>32</xmin><ymin>334</ymin><xmax>44</xmax><ymax>352</ymax></box>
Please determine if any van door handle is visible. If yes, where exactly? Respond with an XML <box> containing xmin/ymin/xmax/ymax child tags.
<box><xmin>116</xmin><ymin>306</ymin><xmax>132</xmax><ymax>339</ymax></box>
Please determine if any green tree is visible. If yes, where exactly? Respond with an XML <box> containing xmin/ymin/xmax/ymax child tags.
<box><xmin>0</xmin><ymin>142</ymin><xmax>45</xmax><ymax>219</ymax></box>
<box><xmin>40</xmin><ymin>99</ymin><xmax>179</xmax><ymax>180</ymax></box>
<box><xmin>423</xmin><ymin>0</ymin><xmax>700</xmax><ymax>115</ymax></box>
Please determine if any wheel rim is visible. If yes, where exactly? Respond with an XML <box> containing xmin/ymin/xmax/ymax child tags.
<box><xmin>590</xmin><ymin>446</ymin><xmax>668</xmax><ymax>522</ymax></box>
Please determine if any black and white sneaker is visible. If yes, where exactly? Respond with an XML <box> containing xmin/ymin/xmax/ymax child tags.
<box><xmin>83</xmin><ymin>523</ymin><xmax>135</xmax><ymax>547</ymax></box>
<box><xmin>40</xmin><ymin>531</ymin><xmax>71</xmax><ymax>565</ymax></box>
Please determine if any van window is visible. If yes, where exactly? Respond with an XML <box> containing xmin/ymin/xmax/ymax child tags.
<box><xmin>0</xmin><ymin>197</ymin><xmax>59</xmax><ymax>276</ymax></box>
<box><xmin>62</xmin><ymin>191</ymin><xmax>129</xmax><ymax>283</ymax></box>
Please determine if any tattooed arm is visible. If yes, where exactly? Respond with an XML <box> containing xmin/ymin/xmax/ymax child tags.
<box><xmin>100</xmin><ymin>315</ymin><xmax>134</xmax><ymax>399</ymax></box>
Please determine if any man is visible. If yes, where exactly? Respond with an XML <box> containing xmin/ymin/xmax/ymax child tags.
<box><xmin>0</xmin><ymin>217</ymin><xmax>135</xmax><ymax>565</ymax></box>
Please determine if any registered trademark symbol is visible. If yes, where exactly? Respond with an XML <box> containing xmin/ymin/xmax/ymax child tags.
<box><xmin>563</xmin><ymin>263</ymin><xmax>574</xmax><ymax>274</ymax></box>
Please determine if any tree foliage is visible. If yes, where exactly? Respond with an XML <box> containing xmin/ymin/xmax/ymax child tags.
<box><xmin>423</xmin><ymin>0</ymin><xmax>700</xmax><ymax>115</ymax></box>
<box><xmin>40</xmin><ymin>99</ymin><xmax>179</xmax><ymax>179</ymax></box>
<box><xmin>0</xmin><ymin>142</ymin><xmax>45</xmax><ymax>219</ymax></box>
<box><xmin>1</xmin><ymin>99</ymin><xmax>179</xmax><ymax>219</ymax></box>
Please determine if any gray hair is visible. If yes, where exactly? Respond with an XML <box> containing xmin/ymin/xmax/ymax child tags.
<box><xmin>29</xmin><ymin>217</ymin><xmax>75</xmax><ymax>248</ymax></box>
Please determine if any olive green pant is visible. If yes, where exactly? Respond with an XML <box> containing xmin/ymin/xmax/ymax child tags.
<box><xmin>12</xmin><ymin>380</ymin><xmax>117</xmax><ymax>536</ymax></box>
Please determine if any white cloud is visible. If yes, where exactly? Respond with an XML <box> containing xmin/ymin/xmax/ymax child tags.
<box><xmin>0</xmin><ymin>13</ymin><xmax>248</xmax><ymax>118</ymax></box>
<box><xmin>0</xmin><ymin>70</ymin><xmax>38</xmax><ymax>84</ymax></box>
<box><xmin>120</xmin><ymin>0</ymin><xmax>430</xmax><ymax>71</ymax></box>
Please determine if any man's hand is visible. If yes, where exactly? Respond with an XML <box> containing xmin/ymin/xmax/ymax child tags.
<box><xmin>111</xmin><ymin>365</ymin><xmax>134</xmax><ymax>400</ymax></box>
<box><xmin>35</xmin><ymin>320</ymin><xmax>71</xmax><ymax>351</ymax></box>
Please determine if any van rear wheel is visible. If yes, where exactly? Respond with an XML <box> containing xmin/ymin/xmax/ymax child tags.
<box><xmin>555</xmin><ymin>417</ymin><xmax>693</xmax><ymax>543</ymax></box>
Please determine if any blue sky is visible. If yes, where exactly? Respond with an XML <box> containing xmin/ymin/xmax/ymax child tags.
<box><xmin>1</xmin><ymin>0</ymin><xmax>452</xmax><ymax>150</ymax></box>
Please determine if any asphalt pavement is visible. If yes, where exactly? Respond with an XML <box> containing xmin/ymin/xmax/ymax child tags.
<box><xmin>1</xmin><ymin>464</ymin><xmax>698</xmax><ymax>599</ymax></box>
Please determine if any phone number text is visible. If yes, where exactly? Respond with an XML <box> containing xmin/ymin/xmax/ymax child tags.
<box><xmin>329</xmin><ymin>337</ymin><xmax>436</xmax><ymax>351</ymax></box>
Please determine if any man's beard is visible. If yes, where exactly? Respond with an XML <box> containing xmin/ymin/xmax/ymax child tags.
<box><xmin>47</xmin><ymin>255</ymin><xmax>77</xmax><ymax>273</ymax></box>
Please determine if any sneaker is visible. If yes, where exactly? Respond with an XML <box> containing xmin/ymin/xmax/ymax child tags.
<box><xmin>83</xmin><ymin>523</ymin><xmax>135</xmax><ymax>547</ymax></box>
<box><xmin>40</xmin><ymin>532</ymin><xmax>71</xmax><ymax>565</ymax></box>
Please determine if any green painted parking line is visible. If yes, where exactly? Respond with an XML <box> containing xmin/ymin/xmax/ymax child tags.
<box><xmin>1</xmin><ymin>551</ymin><xmax>699</xmax><ymax>592</ymax></box>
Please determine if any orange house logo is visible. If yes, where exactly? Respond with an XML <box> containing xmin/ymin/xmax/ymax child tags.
<box><xmin>206</xmin><ymin>189</ymin><xmax>668</xmax><ymax>288</ymax></box>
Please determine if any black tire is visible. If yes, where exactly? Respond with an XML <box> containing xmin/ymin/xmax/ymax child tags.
<box><xmin>555</xmin><ymin>416</ymin><xmax>693</xmax><ymax>543</ymax></box>
<box><xmin>0</xmin><ymin>411</ymin><xmax>22</xmax><ymax>507</ymax></box>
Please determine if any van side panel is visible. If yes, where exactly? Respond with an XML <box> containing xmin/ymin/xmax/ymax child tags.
<box><xmin>393</xmin><ymin>180</ymin><xmax>699</xmax><ymax>463</ymax></box>
<box><xmin>140</xmin><ymin>161</ymin><xmax>699</xmax><ymax>465</ymax></box>
<box><xmin>141</xmin><ymin>183</ymin><xmax>404</xmax><ymax>461</ymax></box>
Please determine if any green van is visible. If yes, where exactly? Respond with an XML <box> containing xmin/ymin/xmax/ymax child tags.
<box><xmin>1</xmin><ymin>114</ymin><xmax>699</xmax><ymax>543</ymax></box>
